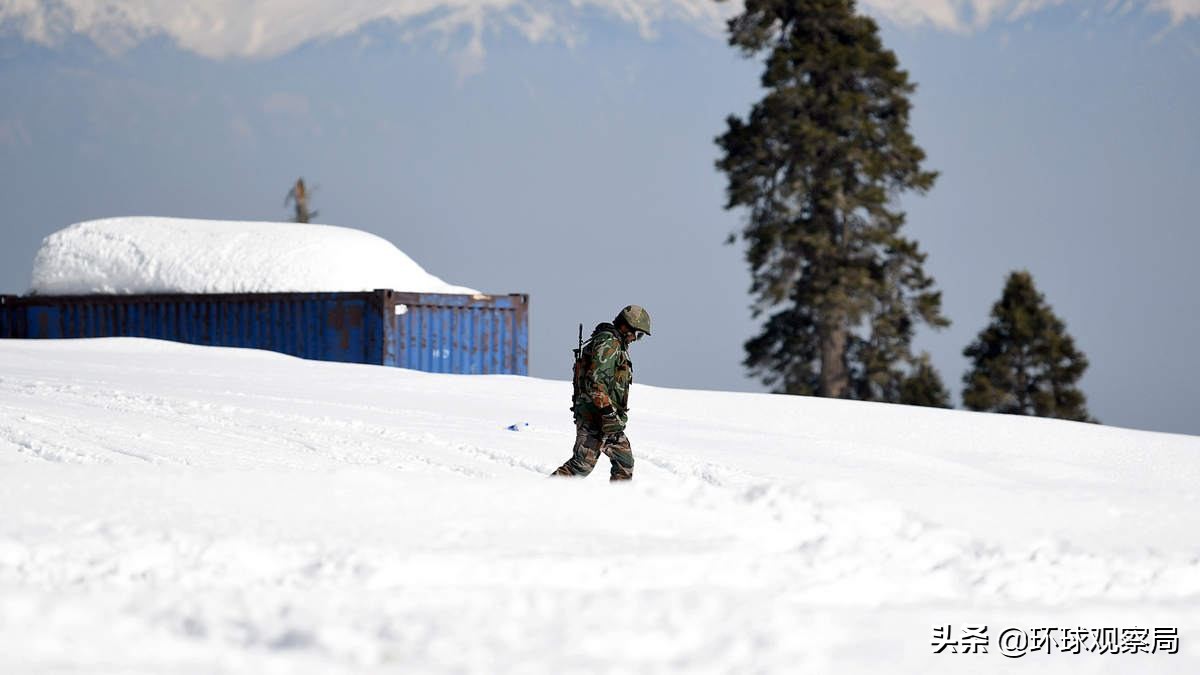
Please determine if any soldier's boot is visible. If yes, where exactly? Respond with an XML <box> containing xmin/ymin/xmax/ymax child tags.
<box><xmin>551</xmin><ymin>456</ymin><xmax>596</xmax><ymax>477</ymax></box>
<box><xmin>550</xmin><ymin>430</ymin><xmax>602</xmax><ymax>477</ymax></box>
<box><xmin>608</xmin><ymin>457</ymin><xmax>633</xmax><ymax>481</ymax></box>
<box><xmin>604</xmin><ymin>436</ymin><xmax>634</xmax><ymax>482</ymax></box>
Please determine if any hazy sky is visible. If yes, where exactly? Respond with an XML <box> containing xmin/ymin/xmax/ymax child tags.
<box><xmin>1</xmin><ymin>1</ymin><xmax>1197</xmax><ymax>435</ymax></box>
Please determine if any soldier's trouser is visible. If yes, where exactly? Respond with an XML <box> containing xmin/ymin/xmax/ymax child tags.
<box><xmin>551</xmin><ymin>424</ymin><xmax>634</xmax><ymax>481</ymax></box>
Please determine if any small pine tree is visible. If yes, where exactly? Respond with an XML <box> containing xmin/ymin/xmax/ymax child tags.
<box><xmin>899</xmin><ymin>353</ymin><xmax>951</xmax><ymax>408</ymax></box>
<box><xmin>962</xmin><ymin>271</ymin><xmax>1094</xmax><ymax>421</ymax></box>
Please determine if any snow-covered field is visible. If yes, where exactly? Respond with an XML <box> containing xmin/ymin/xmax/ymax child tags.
<box><xmin>1</xmin><ymin>338</ymin><xmax>1198</xmax><ymax>674</ymax></box>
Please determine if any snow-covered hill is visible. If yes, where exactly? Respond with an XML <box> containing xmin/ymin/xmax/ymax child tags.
<box><xmin>1</xmin><ymin>338</ymin><xmax>1197</xmax><ymax>674</ymax></box>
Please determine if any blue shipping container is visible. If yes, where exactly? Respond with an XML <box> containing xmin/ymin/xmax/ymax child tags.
<box><xmin>0</xmin><ymin>290</ymin><xmax>529</xmax><ymax>375</ymax></box>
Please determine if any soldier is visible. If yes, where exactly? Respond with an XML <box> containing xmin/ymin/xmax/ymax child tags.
<box><xmin>551</xmin><ymin>305</ymin><xmax>651</xmax><ymax>481</ymax></box>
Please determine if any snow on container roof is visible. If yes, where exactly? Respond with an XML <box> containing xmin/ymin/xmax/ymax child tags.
<box><xmin>29</xmin><ymin>217</ymin><xmax>480</xmax><ymax>296</ymax></box>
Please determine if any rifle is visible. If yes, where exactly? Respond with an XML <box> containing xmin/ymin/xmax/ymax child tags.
<box><xmin>570</xmin><ymin>323</ymin><xmax>584</xmax><ymax>407</ymax></box>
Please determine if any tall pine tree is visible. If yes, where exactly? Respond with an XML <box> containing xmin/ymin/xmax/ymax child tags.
<box><xmin>962</xmin><ymin>271</ymin><xmax>1094</xmax><ymax>421</ymax></box>
<box><xmin>716</xmin><ymin>0</ymin><xmax>948</xmax><ymax>405</ymax></box>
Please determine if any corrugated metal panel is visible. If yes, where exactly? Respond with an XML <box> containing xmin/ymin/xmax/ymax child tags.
<box><xmin>0</xmin><ymin>295</ymin><xmax>18</xmax><ymax>339</ymax></box>
<box><xmin>0</xmin><ymin>292</ymin><xmax>383</xmax><ymax>364</ymax></box>
<box><xmin>386</xmin><ymin>292</ymin><xmax>529</xmax><ymax>375</ymax></box>
<box><xmin>0</xmin><ymin>290</ymin><xmax>529</xmax><ymax>375</ymax></box>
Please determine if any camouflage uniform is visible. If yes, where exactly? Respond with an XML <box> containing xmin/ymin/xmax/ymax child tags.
<box><xmin>552</xmin><ymin>322</ymin><xmax>636</xmax><ymax>481</ymax></box>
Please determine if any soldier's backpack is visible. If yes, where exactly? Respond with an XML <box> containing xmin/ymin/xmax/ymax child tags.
<box><xmin>570</xmin><ymin>322</ymin><xmax>614</xmax><ymax>405</ymax></box>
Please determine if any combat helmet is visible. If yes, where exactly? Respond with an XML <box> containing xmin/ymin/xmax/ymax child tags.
<box><xmin>615</xmin><ymin>305</ymin><xmax>651</xmax><ymax>336</ymax></box>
